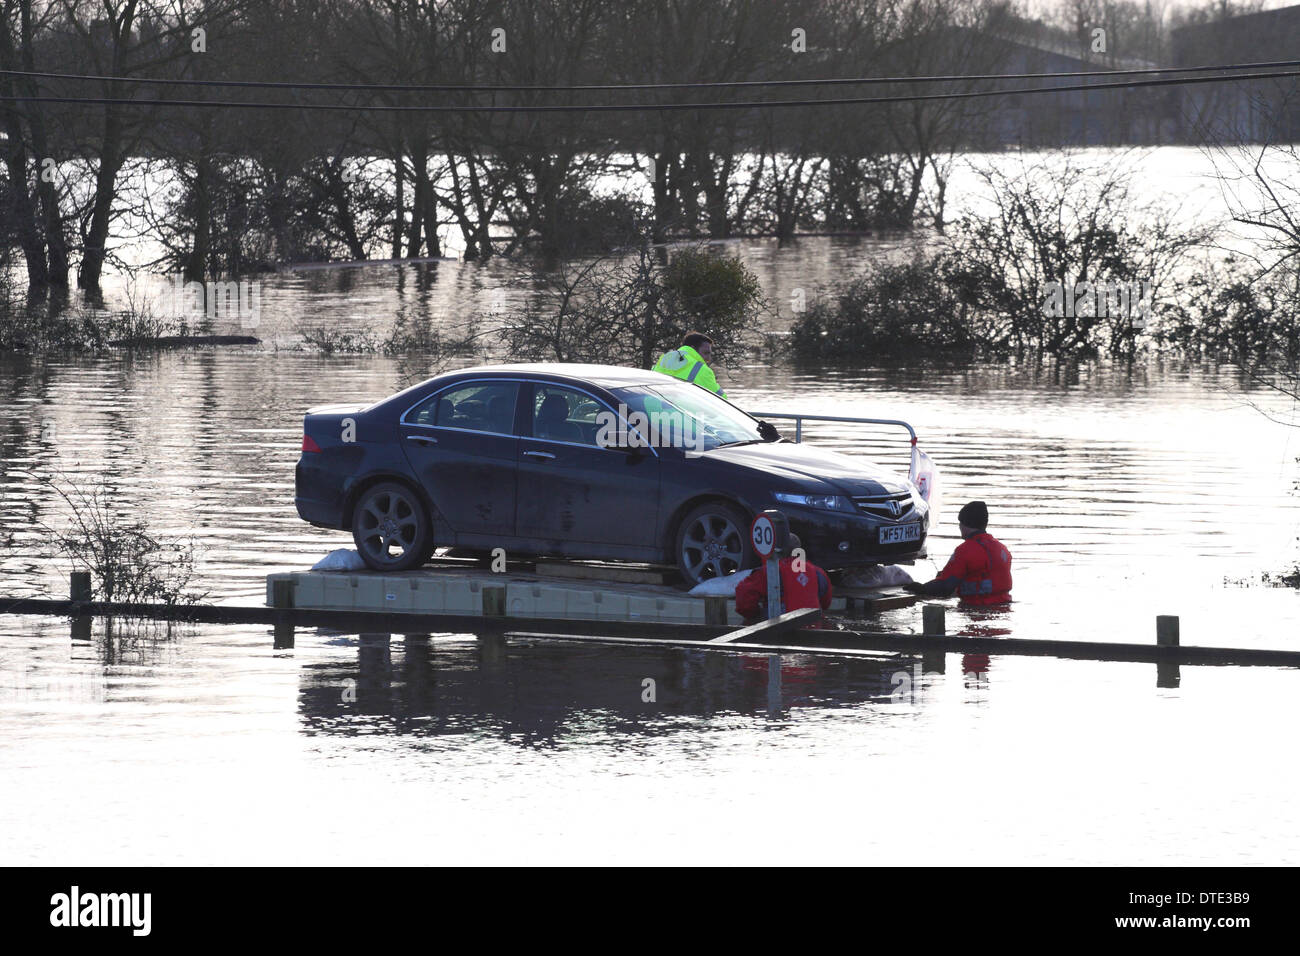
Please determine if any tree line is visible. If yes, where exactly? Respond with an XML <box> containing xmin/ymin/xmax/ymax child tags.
<box><xmin>0</xmin><ymin>0</ymin><xmax>1279</xmax><ymax>296</ymax></box>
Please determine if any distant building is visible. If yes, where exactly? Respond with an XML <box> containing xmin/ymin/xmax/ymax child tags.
<box><xmin>1172</xmin><ymin>5</ymin><xmax>1300</xmax><ymax>143</ymax></box>
<box><xmin>976</xmin><ymin>25</ymin><xmax>1169</xmax><ymax>147</ymax></box>
<box><xmin>884</xmin><ymin>17</ymin><xmax>1172</xmax><ymax>150</ymax></box>
<box><xmin>900</xmin><ymin>7</ymin><xmax>1299</xmax><ymax>149</ymax></box>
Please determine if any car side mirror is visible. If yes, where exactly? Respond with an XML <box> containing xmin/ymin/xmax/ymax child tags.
<box><xmin>758</xmin><ymin>421</ymin><xmax>780</xmax><ymax>442</ymax></box>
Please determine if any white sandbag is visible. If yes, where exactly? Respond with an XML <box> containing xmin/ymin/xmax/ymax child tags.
<box><xmin>840</xmin><ymin>564</ymin><xmax>914</xmax><ymax>588</ymax></box>
<box><xmin>687</xmin><ymin>572</ymin><xmax>750</xmax><ymax>597</ymax></box>
<box><xmin>311</xmin><ymin>548</ymin><xmax>368</xmax><ymax>571</ymax></box>
<box><xmin>884</xmin><ymin>565</ymin><xmax>915</xmax><ymax>585</ymax></box>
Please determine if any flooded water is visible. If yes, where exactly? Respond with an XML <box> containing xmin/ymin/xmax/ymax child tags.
<box><xmin>3</xmin><ymin>155</ymin><xmax>1300</xmax><ymax>863</ymax></box>
<box><xmin>2</xmin><ymin>342</ymin><xmax>1297</xmax><ymax>864</ymax></box>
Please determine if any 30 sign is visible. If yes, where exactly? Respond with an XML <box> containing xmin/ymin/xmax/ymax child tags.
<box><xmin>751</xmin><ymin>514</ymin><xmax>777</xmax><ymax>558</ymax></box>
<box><xmin>750</xmin><ymin>510</ymin><xmax>789</xmax><ymax>559</ymax></box>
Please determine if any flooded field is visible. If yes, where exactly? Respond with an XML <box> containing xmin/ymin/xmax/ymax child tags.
<box><xmin>2</xmin><ymin>145</ymin><xmax>1299</xmax><ymax>863</ymax></box>
<box><xmin>2</xmin><ymin>335</ymin><xmax>1298</xmax><ymax>864</ymax></box>
<box><xmin>4</xmin><ymin>615</ymin><xmax>1299</xmax><ymax>866</ymax></box>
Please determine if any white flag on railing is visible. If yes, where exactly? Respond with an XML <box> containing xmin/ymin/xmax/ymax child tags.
<box><xmin>910</xmin><ymin>445</ymin><xmax>941</xmax><ymax>523</ymax></box>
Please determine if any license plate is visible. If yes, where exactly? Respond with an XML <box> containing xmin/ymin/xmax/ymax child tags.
<box><xmin>879</xmin><ymin>523</ymin><xmax>921</xmax><ymax>545</ymax></box>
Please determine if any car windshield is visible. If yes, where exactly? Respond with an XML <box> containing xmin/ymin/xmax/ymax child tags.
<box><xmin>610</xmin><ymin>381</ymin><xmax>764</xmax><ymax>451</ymax></box>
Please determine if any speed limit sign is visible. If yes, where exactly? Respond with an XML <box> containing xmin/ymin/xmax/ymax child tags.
<box><xmin>751</xmin><ymin>510</ymin><xmax>789</xmax><ymax>619</ymax></box>
<box><xmin>751</xmin><ymin>514</ymin><xmax>776</xmax><ymax>558</ymax></box>
<box><xmin>751</xmin><ymin>510</ymin><xmax>788</xmax><ymax>559</ymax></box>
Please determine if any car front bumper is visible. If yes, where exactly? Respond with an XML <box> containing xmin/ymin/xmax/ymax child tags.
<box><xmin>778</xmin><ymin>504</ymin><xmax>929</xmax><ymax>568</ymax></box>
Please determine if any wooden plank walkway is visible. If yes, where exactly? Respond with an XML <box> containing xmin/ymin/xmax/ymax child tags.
<box><xmin>707</xmin><ymin>608</ymin><xmax>821</xmax><ymax>643</ymax></box>
<box><xmin>4</xmin><ymin>594</ymin><xmax>1299</xmax><ymax>669</ymax></box>
<box><xmin>502</xmin><ymin>628</ymin><xmax>1300</xmax><ymax>668</ymax></box>
<box><xmin>263</xmin><ymin>568</ymin><xmax>750</xmax><ymax>626</ymax></box>
<box><xmin>0</xmin><ymin>596</ymin><xmax>729</xmax><ymax>640</ymax></box>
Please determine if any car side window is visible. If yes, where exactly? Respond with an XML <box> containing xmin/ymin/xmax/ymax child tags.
<box><xmin>408</xmin><ymin>382</ymin><xmax>519</xmax><ymax>435</ymax></box>
<box><xmin>531</xmin><ymin>386</ymin><xmax>605</xmax><ymax>446</ymax></box>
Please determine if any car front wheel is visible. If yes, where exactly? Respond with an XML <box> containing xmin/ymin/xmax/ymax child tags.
<box><xmin>675</xmin><ymin>501</ymin><xmax>756</xmax><ymax>586</ymax></box>
<box><xmin>351</xmin><ymin>481</ymin><xmax>433</xmax><ymax>572</ymax></box>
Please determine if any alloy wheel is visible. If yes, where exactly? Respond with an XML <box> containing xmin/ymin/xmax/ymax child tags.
<box><xmin>681</xmin><ymin>512</ymin><xmax>745</xmax><ymax>582</ymax></box>
<box><xmin>355</xmin><ymin>487</ymin><xmax>422</xmax><ymax>567</ymax></box>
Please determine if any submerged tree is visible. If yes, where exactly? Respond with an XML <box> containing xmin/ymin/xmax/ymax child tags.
<box><xmin>1197</xmin><ymin>88</ymin><xmax>1300</xmax><ymax>411</ymax></box>
<box><xmin>943</xmin><ymin>153</ymin><xmax>1205</xmax><ymax>358</ymax></box>
<box><xmin>498</xmin><ymin>236</ymin><xmax>765</xmax><ymax>367</ymax></box>
<box><xmin>790</xmin><ymin>152</ymin><xmax>1208</xmax><ymax>361</ymax></box>
<box><xmin>27</xmin><ymin>470</ymin><xmax>205</xmax><ymax>606</ymax></box>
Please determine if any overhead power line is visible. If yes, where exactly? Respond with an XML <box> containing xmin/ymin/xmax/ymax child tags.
<box><xmin>2</xmin><ymin>66</ymin><xmax>1297</xmax><ymax>112</ymax></box>
<box><xmin>3</xmin><ymin>59</ymin><xmax>1300</xmax><ymax>94</ymax></box>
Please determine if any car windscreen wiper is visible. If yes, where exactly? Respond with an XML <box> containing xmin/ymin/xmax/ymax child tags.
<box><xmin>713</xmin><ymin>438</ymin><xmax>767</xmax><ymax>448</ymax></box>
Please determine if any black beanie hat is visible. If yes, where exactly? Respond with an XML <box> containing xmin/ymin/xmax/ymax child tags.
<box><xmin>958</xmin><ymin>500</ymin><xmax>989</xmax><ymax>531</ymax></box>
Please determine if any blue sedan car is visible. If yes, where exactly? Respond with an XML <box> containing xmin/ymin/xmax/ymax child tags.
<box><xmin>295</xmin><ymin>363</ymin><xmax>928</xmax><ymax>585</ymax></box>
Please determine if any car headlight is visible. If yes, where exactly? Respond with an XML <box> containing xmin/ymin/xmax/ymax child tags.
<box><xmin>773</xmin><ymin>492</ymin><xmax>855</xmax><ymax>513</ymax></box>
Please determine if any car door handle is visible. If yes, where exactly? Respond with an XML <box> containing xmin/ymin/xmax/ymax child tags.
<box><xmin>406</xmin><ymin>434</ymin><xmax>438</xmax><ymax>446</ymax></box>
<box><xmin>523</xmin><ymin>449</ymin><xmax>556</xmax><ymax>460</ymax></box>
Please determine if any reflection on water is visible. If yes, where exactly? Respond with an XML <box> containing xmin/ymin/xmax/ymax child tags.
<box><xmin>300</xmin><ymin>633</ymin><xmax>918</xmax><ymax>742</ymax></box>
<box><xmin>4</xmin><ymin>612</ymin><xmax>1300</xmax><ymax>865</ymax></box>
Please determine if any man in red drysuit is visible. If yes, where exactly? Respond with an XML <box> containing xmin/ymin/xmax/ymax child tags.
<box><xmin>734</xmin><ymin>533</ymin><xmax>833</xmax><ymax>625</ymax></box>
<box><xmin>903</xmin><ymin>501</ymin><xmax>1012</xmax><ymax>606</ymax></box>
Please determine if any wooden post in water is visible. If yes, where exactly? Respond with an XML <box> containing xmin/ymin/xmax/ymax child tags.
<box><xmin>271</xmin><ymin>578</ymin><xmax>295</xmax><ymax>649</ymax></box>
<box><xmin>479</xmin><ymin>632</ymin><xmax>507</xmax><ymax>664</ymax></box>
<box><xmin>358</xmin><ymin>633</ymin><xmax>393</xmax><ymax>702</ymax></box>
<box><xmin>767</xmin><ymin>653</ymin><xmax>782</xmax><ymax>716</ymax></box>
<box><xmin>704</xmin><ymin>596</ymin><xmax>729</xmax><ymax>626</ymax></box>
<box><xmin>482</xmin><ymin>585</ymin><xmax>506</xmax><ymax>618</ymax></box>
<box><xmin>479</xmin><ymin>586</ymin><xmax>508</xmax><ymax>663</ymax></box>
<box><xmin>70</xmin><ymin>572</ymin><xmax>91</xmax><ymax>642</ymax></box>
<box><xmin>922</xmin><ymin>604</ymin><xmax>947</xmax><ymax>674</ymax></box>
<box><xmin>1156</xmin><ymin>615</ymin><xmax>1180</xmax><ymax>688</ymax></box>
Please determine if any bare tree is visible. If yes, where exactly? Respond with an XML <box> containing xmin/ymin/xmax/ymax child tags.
<box><xmin>0</xmin><ymin>0</ymin><xmax>71</xmax><ymax>284</ymax></box>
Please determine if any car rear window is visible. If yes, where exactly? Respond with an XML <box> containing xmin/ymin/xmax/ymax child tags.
<box><xmin>407</xmin><ymin>382</ymin><xmax>519</xmax><ymax>434</ymax></box>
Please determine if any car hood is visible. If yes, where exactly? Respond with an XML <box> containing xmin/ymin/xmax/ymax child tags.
<box><xmin>698</xmin><ymin>441</ymin><xmax>913</xmax><ymax>496</ymax></box>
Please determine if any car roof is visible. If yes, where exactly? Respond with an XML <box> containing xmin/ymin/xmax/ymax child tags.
<box><xmin>444</xmin><ymin>363</ymin><xmax>668</xmax><ymax>388</ymax></box>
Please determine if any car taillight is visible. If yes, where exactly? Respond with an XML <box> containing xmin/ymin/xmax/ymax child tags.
<box><xmin>302</xmin><ymin>435</ymin><xmax>322</xmax><ymax>453</ymax></box>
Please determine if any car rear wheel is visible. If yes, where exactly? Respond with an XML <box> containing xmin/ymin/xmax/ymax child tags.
<box><xmin>675</xmin><ymin>501</ymin><xmax>756</xmax><ymax>586</ymax></box>
<box><xmin>351</xmin><ymin>482</ymin><xmax>433</xmax><ymax>572</ymax></box>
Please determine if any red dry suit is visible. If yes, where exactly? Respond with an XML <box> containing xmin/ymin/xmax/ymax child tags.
<box><xmin>935</xmin><ymin>533</ymin><xmax>1013</xmax><ymax>606</ymax></box>
<box><xmin>734</xmin><ymin>557</ymin><xmax>832</xmax><ymax>625</ymax></box>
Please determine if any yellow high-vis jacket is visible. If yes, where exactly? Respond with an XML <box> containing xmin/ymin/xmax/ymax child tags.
<box><xmin>651</xmin><ymin>345</ymin><xmax>727</xmax><ymax>398</ymax></box>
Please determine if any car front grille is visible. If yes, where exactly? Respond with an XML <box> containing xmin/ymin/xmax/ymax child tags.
<box><xmin>851</xmin><ymin>492</ymin><xmax>915</xmax><ymax>520</ymax></box>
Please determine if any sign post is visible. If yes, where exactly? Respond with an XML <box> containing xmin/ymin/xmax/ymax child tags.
<box><xmin>750</xmin><ymin>510</ymin><xmax>790</xmax><ymax>620</ymax></box>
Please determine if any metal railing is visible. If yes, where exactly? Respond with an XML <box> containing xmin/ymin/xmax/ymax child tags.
<box><xmin>744</xmin><ymin>411</ymin><xmax>917</xmax><ymax>445</ymax></box>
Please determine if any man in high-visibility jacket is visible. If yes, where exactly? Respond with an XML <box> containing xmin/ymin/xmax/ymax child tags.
<box><xmin>903</xmin><ymin>501</ymin><xmax>1013</xmax><ymax>606</ymax></box>
<box><xmin>734</xmin><ymin>534</ymin><xmax>832</xmax><ymax>625</ymax></box>
<box><xmin>651</xmin><ymin>331</ymin><xmax>727</xmax><ymax>398</ymax></box>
